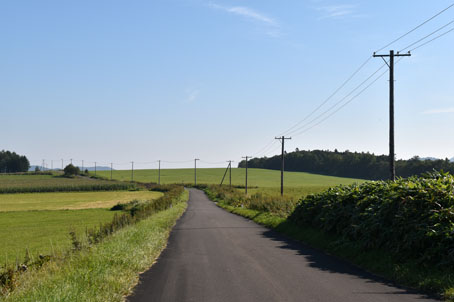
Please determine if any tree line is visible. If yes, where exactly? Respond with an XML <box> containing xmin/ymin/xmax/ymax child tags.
<box><xmin>0</xmin><ymin>150</ymin><xmax>30</xmax><ymax>173</ymax></box>
<box><xmin>238</xmin><ymin>149</ymin><xmax>454</xmax><ymax>180</ymax></box>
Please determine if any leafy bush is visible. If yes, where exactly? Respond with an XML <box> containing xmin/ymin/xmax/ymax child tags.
<box><xmin>63</xmin><ymin>164</ymin><xmax>80</xmax><ymax>177</ymax></box>
<box><xmin>289</xmin><ymin>171</ymin><xmax>454</xmax><ymax>268</ymax></box>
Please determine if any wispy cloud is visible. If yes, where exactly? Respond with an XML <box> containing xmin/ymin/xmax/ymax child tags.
<box><xmin>315</xmin><ymin>4</ymin><xmax>362</xmax><ymax>19</ymax></box>
<box><xmin>208</xmin><ymin>3</ymin><xmax>280</xmax><ymax>36</ymax></box>
<box><xmin>184</xmin><ymin>89</ymin><xmax>199</xmax><ymax>103</ymax></box>
<box><xmin>422</xmin><ymin>107</ymin><xmax>454</xmax><ymax>114</ymax></box>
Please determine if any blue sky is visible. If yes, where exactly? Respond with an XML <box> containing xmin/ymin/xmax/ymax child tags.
<box><xmin>1</xmin><ymin>0</ymin><xmax>453</xmax><ymax>169</ymax></box>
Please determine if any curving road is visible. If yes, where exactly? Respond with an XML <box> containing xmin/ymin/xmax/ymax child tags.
<box><xmin>128</xmin><ymin>188</ymin><xmax>438</xmax><ymax>302</ymax></box>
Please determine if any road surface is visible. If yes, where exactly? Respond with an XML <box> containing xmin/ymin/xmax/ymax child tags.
<box><xmin>128</xmin><ymin>188</ymin><xmax>438</xmax><ymax>302</ymax></box>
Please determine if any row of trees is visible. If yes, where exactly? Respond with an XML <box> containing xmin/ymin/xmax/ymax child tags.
<box><xmin>238</xmin><ymin>149</ymin><xmax>454</xmax><ymax>180</ymax></box>
<box><xmin>0</xmin><ymin>150</ymin><xmax>30</xmax><ymax>173</ymax></box>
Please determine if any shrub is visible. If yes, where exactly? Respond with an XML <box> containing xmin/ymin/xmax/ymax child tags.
<box><xmin>63</xmin><ymin>164</ymin><xmax>80</xmax><ymax>177</ymax></box>
<box><xmin>289</xmin><ymin>171</ymin><xmax>454</xmax><ymax>268</ymax></box>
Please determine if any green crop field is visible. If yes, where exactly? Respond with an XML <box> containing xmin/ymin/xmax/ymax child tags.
<box><xmin>0</xmin><ymin>189</ymin><xmax>162</xmax><ymax>264</ymax></box>
<box><xmin>0</xmin><ymin>209</ymin><xmax>116</xmax><ymax>264</ymax></box>
<box><xmin>0</xmin><ymin>174</ymin><xmax>132</xmax><ymax>193</ymax></box>
<box><xmin>96</xmin><ymin>168</ymin><xmax>364</xmax><ymax>189</ymax></box>
<box><xmin>0</xmin><ymin>191</ymin><xmax>163</xmax><ymax>212</ymax></box>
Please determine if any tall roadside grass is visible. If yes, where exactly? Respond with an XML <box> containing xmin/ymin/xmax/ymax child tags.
<box><xmin>0</xmin><ymin>185</ymin><xmax>187</xmax><ymax>299</ymax></box>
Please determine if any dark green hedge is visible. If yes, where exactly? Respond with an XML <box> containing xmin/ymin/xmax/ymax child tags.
<box><xmin>289</xmin><ymin>171</ymin><xmax>454</xmax><ymax>267</ymax></box>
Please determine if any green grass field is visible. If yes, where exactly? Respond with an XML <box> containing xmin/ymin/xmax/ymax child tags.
<box><xmin>0</xmin><ymin>191</ymin><xmax>163</xmax><ymax>211</ymax></box>
<box><xmin>0</xmin><ymin>174</ymin><xmax>122</xmax><ymax>189</ymax></box>
<box><xmin>0</xmin><ymin>209</ymin><xmax>116</xmax><ymax>264</ymax></box>
<box><xmin>96</xmin><ymin>168</ymin><xmax>364</xmax><ymax>188</ymax></box>
<box><xmin>0</xmin><ymin>189</ymin><xmax>162</xmax><ymax>264</ymax></box>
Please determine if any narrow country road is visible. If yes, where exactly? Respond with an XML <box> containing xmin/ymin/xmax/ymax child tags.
<box><xmin>128</xmin><ymin>189</ymin><xmax>438</xmax><ymax>302</ymax></box>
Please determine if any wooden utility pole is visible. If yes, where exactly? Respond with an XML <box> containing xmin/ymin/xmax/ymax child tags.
<box><xmin>194</xmin><ymin>159</ymin><xmax>199</xmax><ymax>185</ymax></box>
<box><xmin>228</xmin><ymin>160</ymin><xmax>232</xmax><ymax>188</ymax></box>
<box><xmin>373</xmin><ymin>50</ymin><xmax>411</xmax><ymax>181</ymax></box>
<box><xmin>275</xmin><ymin>136</ymin><xmax>291</xmax><ymax>196</ymax></box>
<box><xmin>242</xmin><ymin>156</ymin><xmax>251</xmax><ymax>195</ymax></box>
<box><xmin>131</xmin><ymin>161</ymin><xmax>134</xmax><ymax>182</ymax></box>
<box><xmin>158</xmin><ymin>160</ymin><xmax>161</xmax><ymax>185</ymax></box>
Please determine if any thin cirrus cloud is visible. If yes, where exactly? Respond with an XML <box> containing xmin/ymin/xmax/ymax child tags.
<box><xmin>184</xmin><ymin>89</ymin><xmax>200</xmax><ymax>103</ymax></box>
<box><xmin>208</xmin><ymin>2</ymin><xmax>281</xmax><ymax>36</ymax></box>
<box><xmin>422</xmin><ymin>107</ymin><xmax>454</xmax><ymax>114</ymax></box>
<box><xmin>315</xmin><ymin>4</ymin><xmax>361</xmax><ymax>19</ymax></box>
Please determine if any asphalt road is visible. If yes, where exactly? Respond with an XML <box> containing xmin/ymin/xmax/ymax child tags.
<box><xmin>128</xmin><ymin>188</ymin><xmax>438</xmax><ymax>302</ymax></box>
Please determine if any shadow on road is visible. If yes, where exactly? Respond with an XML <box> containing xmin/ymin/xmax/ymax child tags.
<box><xmin>257</xmin><ymin>223</ymin><xmax>438</xmax><ymax>301</ymax></box>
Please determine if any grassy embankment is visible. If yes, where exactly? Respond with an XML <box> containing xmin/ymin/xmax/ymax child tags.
<box><xmin>204</xmin><ymin>173</ymin><xmax>454</xmax><ymax>301</ymax></box>
<box><xmin>1</xmin><ymin>190</ymin><xmax>188</xmax><ymax>301</ymax></box>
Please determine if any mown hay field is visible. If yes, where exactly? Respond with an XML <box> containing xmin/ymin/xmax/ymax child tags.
<box><xmin>0</xmin><ymin>191</ymin><xmax>163</xmax><ymax>211</ymax></box>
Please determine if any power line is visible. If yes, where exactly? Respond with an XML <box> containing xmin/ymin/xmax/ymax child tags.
<box><xmin>253</xmin><ymin>140</ymin><xmax>280</xmax><ymax>158</ymax></box>
<box><xmin>285</xmin><ymin>63</ymin><xmax>388</xmax><ymax>136</ymax></box>
<box><xmin>409</xmin><ymin>26</ymin><xmax>454</xmax><ymax>52</ymax></box>
<box><xmin>400</xmin><ymin>19</ymin><xmax>454</xmax><ymax>52</ymax></box>
<box><xmin>375</xmin><ymin>2</ymin><xmax>454</xmax><ymax>53</ymax></box>
<box><xmin>279</xmin><ymin>57</ymin><xmax>373</xmax><ymax>137</ymax></box>
<box><xmin>290</xmin><ymin>58</ymin><xmax>405</xmax><ymax>138</ymax></box>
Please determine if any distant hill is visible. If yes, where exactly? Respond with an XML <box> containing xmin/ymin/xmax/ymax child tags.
<box><xmin>29</xmin><ymin>166</ymin><xmax>112</xmax><ymax>172</ymax></box>
<box><xmin>419</xmin><ymin>157</ymin><xmax>439</xmax><ymax>161</ymax></box>
<box><xmin>80</xmin><ymin>166</ymin><xmax>112</xmax><ymax>171</ymax></box>
<box><xmin>29</xmin><ymin>165</ymin><xmax>53</xmax><ymax>172</ymax></box>
<box><xmin>239</xmin><ymin>149</ymin><xmax>454</xmax><ymax>180</ymax></box>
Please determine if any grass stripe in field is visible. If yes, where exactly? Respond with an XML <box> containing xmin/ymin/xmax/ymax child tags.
<box><xmin>96</xmin><ymin>168</ymin><xmax>364</xmax><ymax>188</ymax></box>
<box><xmin>0</xmin><ymin>191</ymin><xmax>163</xmax><ymax>212</ymax></box>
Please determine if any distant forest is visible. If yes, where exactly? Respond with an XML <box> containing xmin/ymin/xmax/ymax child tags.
<box><xmin>238</xmin><ymin>149</ymin><xmax>454</xmax><ymax>180</ymax></box>
<box><xmin>0</xmin><ymin>150</ymin><xmax>30</xmax><ymax>173</ymax></box>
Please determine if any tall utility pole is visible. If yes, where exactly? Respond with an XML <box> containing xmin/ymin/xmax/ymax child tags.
<box><xmin>70</xmin><ymin>158</ymin><xmax>73</xmax><ymax>165</ymax></box>
<box><xmin>194</xmin><ymin>159</ymin><xmax>200</xmax><ymax>185</ymax></box>
<box><xmin>158</xmin><ymin>160</ymin><xmax>161</xmax><ymax>185</ymax></box>
<box><xmin>275</xmin><ymin>136</ymin><xmax>292</xmax><ymax>196</ymax></box>
<box><xmin>131</xmin><ymin>161</ymin><xmax>134</xmax><ymax>182</ymax></box>
<box><xmin>373</xmin><ymin>50</ymin><xmax>411</xmax><ymax>181</ymax></box>
<box><xmin>228</xmin><ymin>160</ymin><xmax>233</xmax><ymax>188</ymax></box>
<box><xmin>110</xmin><ymin>163</ymin><xmax>113</xmax><ymax>180</ymax></box>
<box><xmin>242</xmin><ymin>156</ymin><xmax>251</xmax><ymax>195</ymax></box>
